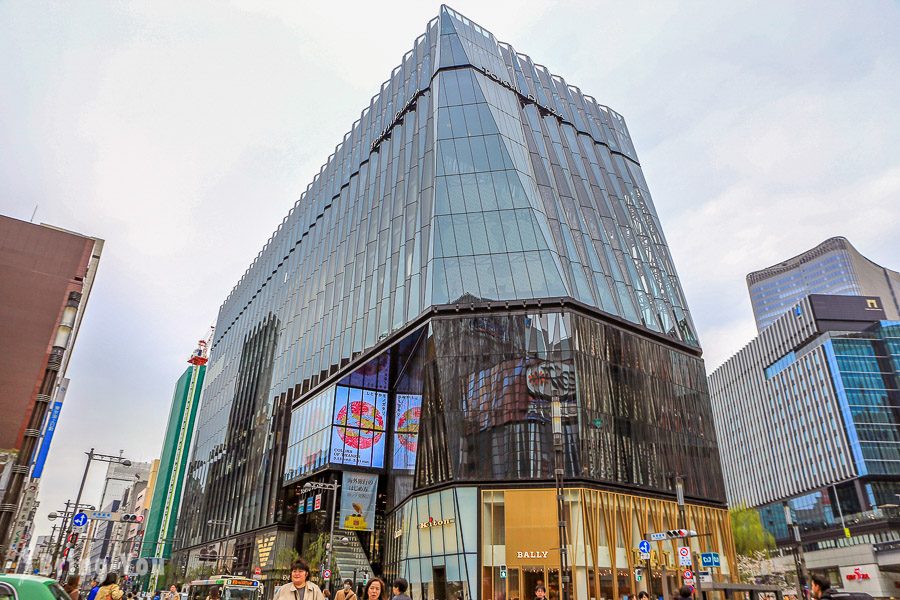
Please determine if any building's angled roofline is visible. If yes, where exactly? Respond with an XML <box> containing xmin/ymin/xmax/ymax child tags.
<box><xmin>746</xmin><ymin>236</ymin><xmax>853</xmax><ymax>285</ymax></box>
<box><xmin>212</xmin><ymin>4</ymin><xmax>635</xmax><ymax>349</ymax></box>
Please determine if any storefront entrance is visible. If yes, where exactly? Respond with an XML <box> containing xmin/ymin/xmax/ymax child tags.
<box><xmin>481</xmin><ymin>488</ymin><xmax>737</xmax><ymax>600</ymax></box>
<box><xmin>504</xmin><ymin>566</ymin><xmax>560</xmax><ymax>600</ymax></box>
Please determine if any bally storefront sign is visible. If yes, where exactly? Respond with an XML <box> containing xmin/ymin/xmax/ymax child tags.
<box><xmin>503</xmin><ymin>489</ymin><xmax>559</xmax><ymax>567</ymax></box>
<box><xmin>516</xmin><ymin>551</ymin><xmax>550</xmax><ymax>559</ymax></box>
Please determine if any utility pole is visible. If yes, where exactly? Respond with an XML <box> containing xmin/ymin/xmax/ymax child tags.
<box><xmin>49</xmin><ymin>500</ymin><xmax>73</xmax><ymax>572</ymax></box>
<box><xmin>551</xmin><ymin>395</ymin><xmax>570</xmax><ymax>600</ymax></box>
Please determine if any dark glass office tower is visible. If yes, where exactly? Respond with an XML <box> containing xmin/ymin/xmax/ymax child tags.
<box><xmin>174</xmin><ymin>7</ymin><xmax>733</xmax><ymax>600</ymax></box>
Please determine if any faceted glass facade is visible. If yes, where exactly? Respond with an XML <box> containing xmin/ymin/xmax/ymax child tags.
<box><xmin>415</xmin><ymin>311</ymin><xmax>723</xmax><ymax>501</ymax></box>
<box><xmin>177</xmin><ymin>5</ymin><xmax>716</xmax><ymax>570</ymax></box>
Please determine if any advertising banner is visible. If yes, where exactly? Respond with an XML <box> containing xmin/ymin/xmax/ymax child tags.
<box><xmin>392</xmin><ymin>393</ymin><xmax>422</xmax><ymax>470</ymax></box>
<box><xmin>330</xmin><ymin>387</ymin><xmax>387</xmax><ymax>468</ymax></box>
<box><xmin>32</xmin><ymin>377</ymin><xmax>69</xmax><ymax>478</ymax></box>
<box><xmin>339</xmin><ymin>472</ymin><xmax>378</xmax><ymax>531</ymax></box>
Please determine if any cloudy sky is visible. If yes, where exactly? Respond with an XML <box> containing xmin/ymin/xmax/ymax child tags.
<box><xmin>3</xmin><ymin>1</ymin><xmax>898</xmax><ymax>545</ymax></box>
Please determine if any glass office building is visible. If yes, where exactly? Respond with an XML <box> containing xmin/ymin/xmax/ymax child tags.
<box><xmin>710</xmin><ymin>295</ymin><xmax>900</xmax><ymax>512</ymax></box>
<box><xmin>747</xmin><ymin>236</ymin><xmax>900</xmax><ymax>332</ymax></box>
<box><xmin>709</xmin><ymin>295</ymin><xmax>900</xmax><ymax>597</ymax></box>
<box><xmin>175</xmin><ymin>6</ymin><xmax>734</xmax><ymax>599</ymax></box>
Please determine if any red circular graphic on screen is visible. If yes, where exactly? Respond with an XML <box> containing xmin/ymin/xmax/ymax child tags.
<box><xmin>396</xmin><ymin>406</ymin><xmax>420</xmax><ymax>452</ymax></box>
<box><xmin>336</xmin><ymin>401</ymin><xmax>384</xmax><ymax>449</ymax></box>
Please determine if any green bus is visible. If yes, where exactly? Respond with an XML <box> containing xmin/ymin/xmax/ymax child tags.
<box><xmin>185</xmin><ymin>576</ymin><xmax>263</xmax><ymax>600</ymax></box>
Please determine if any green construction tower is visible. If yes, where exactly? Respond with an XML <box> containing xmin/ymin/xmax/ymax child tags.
<box><xmin>140</xmin><ymin>336</ymin><xmax>209</xmax><ymax>591</ymax></box>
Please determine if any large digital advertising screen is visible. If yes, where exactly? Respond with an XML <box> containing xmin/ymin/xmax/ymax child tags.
<box><xmin>330</xmin><ymin>386</ymin><xmax>388</xmax><ymax>468</ymax></box>
<box><xmin>392</xmin><ymin>393</ymin><xmax>422</xmax><ymax>470</ymax></box>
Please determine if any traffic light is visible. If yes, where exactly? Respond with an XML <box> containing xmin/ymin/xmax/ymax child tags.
<box><xmin>665</xmin><ymin>529</ymin><xmax>697</xmax><ymax>539</ymax></box>
<box><xmin>120</xmin><ymin>513</ymin><xmax>144</xmax><ymax>523</ymax></box>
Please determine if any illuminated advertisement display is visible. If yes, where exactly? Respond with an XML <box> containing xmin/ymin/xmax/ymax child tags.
<box><xmin>330</xmin><ymin>386</ymin><xmax>387</xmax><ymax>468</ymax></box>
<box><xmin>339</xmin><ymin>471</ymin><xmax>378</xmax><ymax>531</ymax></box>
<box><xmin>392</xmin><ymin>393</ymin><xmax>422</xmax><ymax>470</ymax></box>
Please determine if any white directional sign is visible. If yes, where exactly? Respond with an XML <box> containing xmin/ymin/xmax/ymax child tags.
<box><xmin>649</xmin><ymin>532</ymin><xmax>667</xmax><ymax>541</ymax></box>
<box><xmin>678</xmin><ymin>546</ymin><xmax>692</xmax><ymax>566</ymax></box>
<box><xmin>87</xmin><ymin>510</ymin><xmax>121</xmax><ymax>522</ymax></box>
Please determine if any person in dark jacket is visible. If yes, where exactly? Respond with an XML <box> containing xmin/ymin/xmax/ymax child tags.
<box><xmin>391</xmin><ymin>579</ymin><xmax>412</xmax><ymax>600</ymax></box>
<box><xmin>811</xmin><ymin>575</ymin><xmax>834</xmax><ymax>600</ymax></box>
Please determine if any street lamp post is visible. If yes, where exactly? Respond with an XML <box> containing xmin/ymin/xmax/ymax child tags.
<box><xmin>674</xmin><ymin>476</ymin><xmax>687</xmax><ymax>530</ymax></box>
<box><xmin>58</xmin><ymin>448</ymin><xmax>131</xmax><ymax>580</ymax></box>
<box><xmin>207</xmin><ymin>520</ymin><xmax>231</xmax><ymax>574</ymax></box>
<box><xmin>784</xmin><ymin>502</ymin><xmax>808</xmax><ymax>599</ymax></box>
<box><xmin>302</xmin><ymin>478</ymin><xmax>340</xmax><ymax>593</ymax></box>
<box><xmin>550</xmin><ymin>395</ymin><xmax>570</xmax><ymax>600</ymax></box>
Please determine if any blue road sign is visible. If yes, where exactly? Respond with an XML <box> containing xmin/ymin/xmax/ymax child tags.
<box><xmin>72</xmin><ymin>512</ymin><xmax>88</xmax><ymax>527</ymax></box>
<box><xmin>638</xmin><ymin>540</ymin><xmax>651</xmax><ymax>554</ymax></box>
<box><xmin>701</xmin><ymin>552</ymin><xmax>721</xmax><ymax>568</ymax></box>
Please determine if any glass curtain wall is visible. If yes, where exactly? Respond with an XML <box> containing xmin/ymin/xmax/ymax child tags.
<box><xmin>414</xmin><ymin>310</ymin><xmax>724</xmax><ymax>502</ymax></box>
<box><xmin>384</xmin><ymin>488</ymin><xmax>479</xmax><ymax>600</ymax></box>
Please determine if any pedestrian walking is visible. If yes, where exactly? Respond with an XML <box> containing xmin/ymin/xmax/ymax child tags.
<box><xmin>391</xmin><ymin>578</ymin><xmax>412</xmax><ymax>600</ymax></box>
<box><xmin>86</xmin><ymin>578</ymin><xmax>101</xmax><ymax>600</ymax></box>
<box><xmin>533</xmin><ymin>586</ymin><xmax>546</xmax><ymax>600</ymax></box>
<box><xmin>273</xmin><ymin>558</ymin><xmax>325</xmax><ymax>600</ymax></box>
<box><xmin>64</xmin><ymin>575</ymin><xmax>81</xmax><ymax>600</ymax></box>
<box><xmin>364</xmin><ymin>577</ymin><xmax>388</xmax><ymax>600</ymax></box>
<box><xmin>96</xmin><ymin>573</ymin><xmax>124</xmax><ymax>600</ymax></box>
<box><xmin>336</xmin><ymin>579</ymin><xmax>357</xmax><ymax>600</ymax></box>
<box><xmin>166</xmin><ymin>584</ymin><xmax>180</xmax><ymax>600</ymax></box>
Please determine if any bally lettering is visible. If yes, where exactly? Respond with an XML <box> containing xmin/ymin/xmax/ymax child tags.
<box><xmin>516</xmin><ymin>551</ymin><xmax>550</xmax><ymax>559</ymax></box>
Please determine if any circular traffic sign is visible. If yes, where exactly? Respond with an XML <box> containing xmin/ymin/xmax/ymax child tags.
<box><xmin>323</xmin><ymin>569</ymin><xmax>332</xmax><ymax>580</ymax></box>
<box><xmin>679</xmin><ymin>546</ymin><xmax>690</xmax><ymax>557</ymax></box>
<box><xmin>683</xmin><ymin>569</ymin><xmax>693</xmax><ymax>580</ymax></box>
<box><xmin>638</xmin><ymin>540</ymin><xmax>651</xmax><ymax>554</ymax></box>
<box><xmin>72</xmin><ymin>512</ymin><xmax>88</xmax><ymax>527</ymax></box>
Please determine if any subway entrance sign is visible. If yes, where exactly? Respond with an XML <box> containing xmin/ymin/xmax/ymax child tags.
<box><xmin>701</xmin><ymin>552</ymin><xmax>721</xmax><ymax>568</ymax></box>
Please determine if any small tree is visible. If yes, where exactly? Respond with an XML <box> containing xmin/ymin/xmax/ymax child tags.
<box><xmin>275</xmin><ymin>547</ymin><xmax>300</xmax><ymax>582</ymax></box>
<box><xmin>730</xmin><ymin>504</ymin><xmax>776</xmax><ymax>556</ymax></box>
<box><xmin>302</xmin><ymin>534</ymin><xmax>328</xmax><ymax>581</ymax></box>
